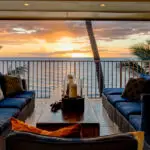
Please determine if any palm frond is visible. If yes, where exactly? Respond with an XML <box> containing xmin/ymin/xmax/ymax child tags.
<box><xmin>8</xmin><ymin>65</ymin><xmax>27</xmax><ymax>76</ymax></box>
<box><xmin>130</xmin><ymin>40</ymin><xmax>150</xmax><ymax>60</ymax></box>
<box><xmin>121</xmin><ymin>61</ymin><xmax>147</xmax><ymax>74</ymax></box>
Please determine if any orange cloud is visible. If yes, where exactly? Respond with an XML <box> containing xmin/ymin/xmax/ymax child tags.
<box><xmin>1</xmin><ymin>20</ymin><xmax>149</xmax><ymax>58</ymax></box>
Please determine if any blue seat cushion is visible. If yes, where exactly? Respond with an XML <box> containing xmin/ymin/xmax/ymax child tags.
<box><xmin>13</xmin><ymin>91</ymin><xmax>35</xmax><ymax>100</ymax></box>
<box><xmin>129</xmin><ymin>115</ymin><xmax>141</xmax><ymax>131</ymax></box>
<box><xmin>0</xmin><ymin>108</ymin><xmax>20</xmax><ymax>134</ymax></box>
<box><xmin>103</xmin><ymin>88</ymin><xmax>124</xmax><ymax>96</ymax></box>
<box><xmin>0</xmin><ymin>98</ymin><xmax>28</xmax><ymax>109</ymax></box>
<box><xmin>116</xmin><ymin>102</ymin><xmax>141</xmax><ymax>120</ymax></box>
<box><xmin>107</xmin><ymin>95</ymin><xmax>128</xmax><ymax>106</ymax></box>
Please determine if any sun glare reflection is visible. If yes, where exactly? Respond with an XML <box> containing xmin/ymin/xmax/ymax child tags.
<box><xmin>71</xmin><ymin>53</ymin><xmax>89</xmax><ymax>58</ymax></box>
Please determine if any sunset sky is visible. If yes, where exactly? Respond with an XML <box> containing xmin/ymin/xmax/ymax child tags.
<box><xmin>0</xmin><ymin>21</ymin><xmax>150</xmax><ymax>58</ymax></box>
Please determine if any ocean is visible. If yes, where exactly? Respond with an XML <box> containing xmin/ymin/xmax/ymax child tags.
<box><xmin>0</xmin><ymin>57</ymin><xmax>139</xmax><ymax>98</ymax></box>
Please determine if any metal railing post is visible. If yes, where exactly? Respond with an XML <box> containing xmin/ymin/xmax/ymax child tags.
<box><xmin>0</xmin><ymin>59</ymin><xmax>146</xmax><ymax>99</ymax></box>
<box><xmin>74</xmin><ymin>62</ymin><xmax>76</xmax><ymax>78</ymax></box>
<box><xmin>27</xmin><ymin>61</ymin><xmax>30</xmax><ymax>90</ymax></box>
<box><xmin>120</xmin><ymin>61</ymin><xmax>122</xmax><ymax>88</ymax></box>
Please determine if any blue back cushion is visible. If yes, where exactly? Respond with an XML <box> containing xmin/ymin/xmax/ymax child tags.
<box><xmin>140</xmin><ymin>74</ymin><xmax>150</xmax><ymax>80</ymax></box>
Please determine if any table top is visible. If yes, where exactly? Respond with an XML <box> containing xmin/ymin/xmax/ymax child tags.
<box><xmin>36</xmin><ymin>88</ymin><xmax>99</xmax><ymax>125</ymax></box>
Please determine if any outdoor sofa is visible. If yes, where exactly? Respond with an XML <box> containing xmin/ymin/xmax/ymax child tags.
<box><xmin>5</xmin><ymin>131</ymin><xmax>139</xmax><ymax>150</ymax></box>
<box><xmin>0</xmin><ymin>74</ymin><xmax>35</xmax><ymax>136</ymax></box>
<box><xmin>102</xmin><ymin>74</ymin><xmax>150</xmax><ymax>149</ymax></box>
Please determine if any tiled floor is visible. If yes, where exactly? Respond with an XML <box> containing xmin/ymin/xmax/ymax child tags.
<box><xmin>26</xmin><ymin>97</ymin><xmax>120</xmax><ymax>136</ymax></box>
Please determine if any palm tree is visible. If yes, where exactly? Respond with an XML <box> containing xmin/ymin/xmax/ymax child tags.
<box><xmin>131</xmin><ymin>40</ymin><xmax>150</xmax><ymax>60</ymax></box>
<box><xmin>121</xmin><ymin>40</ymin><xmax>150</xmax><ymax>75</ymax></box>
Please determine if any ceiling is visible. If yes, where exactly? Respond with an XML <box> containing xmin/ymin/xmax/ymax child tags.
<box><xmin>0</xmin><ymin>0</ymin><xmax>150</xmax><ymax>20</ymax></box>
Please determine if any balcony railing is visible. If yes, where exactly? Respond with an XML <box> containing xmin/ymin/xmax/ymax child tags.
<box><xmin>0</xmin><ymin>59</ymin><xmax>149</xmax><ymax>98</ymax></box>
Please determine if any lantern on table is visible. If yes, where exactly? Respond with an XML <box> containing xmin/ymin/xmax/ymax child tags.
<box><xmin>61</xmin><ymin>75</ymin><xmax>84</xmax><ymax>112</ymax></box>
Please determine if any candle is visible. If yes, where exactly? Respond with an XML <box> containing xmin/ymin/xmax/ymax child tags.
<box><xmin>63</xmin><ymin>79</ymin><xmax>66</xmax><ymax>96</ymax></box>
<box><xmin>67</xmin><ymin>74</ymin><xmax>73</xmax><ymax>96</ymax></box>
<box><xmin>80</xmin><ymin>79</ymin><xmax>82</xmax><ymax>97</ymax></box>
<box><xmin>69</xmin><ymin>83</ymin><xmax>77</xmax><ymax>98</ymax></box>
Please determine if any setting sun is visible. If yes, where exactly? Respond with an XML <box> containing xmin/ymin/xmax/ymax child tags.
<box><xmin>57</xmin><ymin>37</ymin><xmax>74</xmax><ymax>51</ymax></box>
<box><xmin>57</xmin><ymin>42</ymin><xmax>74</xmax><ymax>51</ymax></box>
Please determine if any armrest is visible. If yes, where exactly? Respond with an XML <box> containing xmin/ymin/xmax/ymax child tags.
<box><xmin>21</xmin><ymin>79</ymin><xmax>27</xmax><ymax>90</ymax></box>
<box><xmin>141</xmin><ymin>94</ymin><xmax>150</xmax><ymax>145</ymax></box>
<box><xmin>6</xmin><ymin>131</ymin><xmax>138</xmax><ymax>150</ymax></box>
<box><xmin>141</xmin><ymin>93</ymin><xmax>150</xmax><ymax>101</ymax></box>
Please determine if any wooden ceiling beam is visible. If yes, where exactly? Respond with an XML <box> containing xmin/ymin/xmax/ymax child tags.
<box><xmin>1</xmin><ymin>11</ymin><xmax>150</xmax><ymax>20</ymax></box>
<box><xmin>1</xmin><ymin>0</ymin><xmax>150</xmax><ymax>1</ymax></box>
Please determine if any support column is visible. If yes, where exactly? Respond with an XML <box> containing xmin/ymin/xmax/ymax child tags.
<box><xmin>85</xmin><ymin>20</ymin><xmax>104</xmax><ymax>96</ymax></box>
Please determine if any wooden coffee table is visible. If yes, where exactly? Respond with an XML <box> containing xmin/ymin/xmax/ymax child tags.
<box><xmin>36</xmin><ymin>88</ymin><xmax>99</xmax><ymax>137</ymax></box>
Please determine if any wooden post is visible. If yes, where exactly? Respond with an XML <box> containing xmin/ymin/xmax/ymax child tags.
<box><xmin>85</xmin><ymin>20</ymin><xmax>104</xmax><ymax>96</ymax></box>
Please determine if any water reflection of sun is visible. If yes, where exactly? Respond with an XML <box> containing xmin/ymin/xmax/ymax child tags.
<box><xmin>71</xmin><ymin>53</ymin><xmax>90</xmax><ymax>58</ymax></box>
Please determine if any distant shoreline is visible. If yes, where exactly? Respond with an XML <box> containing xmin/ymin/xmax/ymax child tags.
<box><xmin>0</xmin><ymin>57</ymin><xmax>138</xmax><ymax>61</ymax></box>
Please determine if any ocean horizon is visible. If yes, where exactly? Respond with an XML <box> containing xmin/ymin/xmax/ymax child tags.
<box><xmin>0</xmin><ymin>57</ymin><xmax>138</xmax><ymax>61</ymax></box>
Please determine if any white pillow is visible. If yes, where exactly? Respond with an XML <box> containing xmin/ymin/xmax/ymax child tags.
<box><xmin>0</xmin><ymin>87</ymin><xmax>4</xmax><ymax>100</ymax></box>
